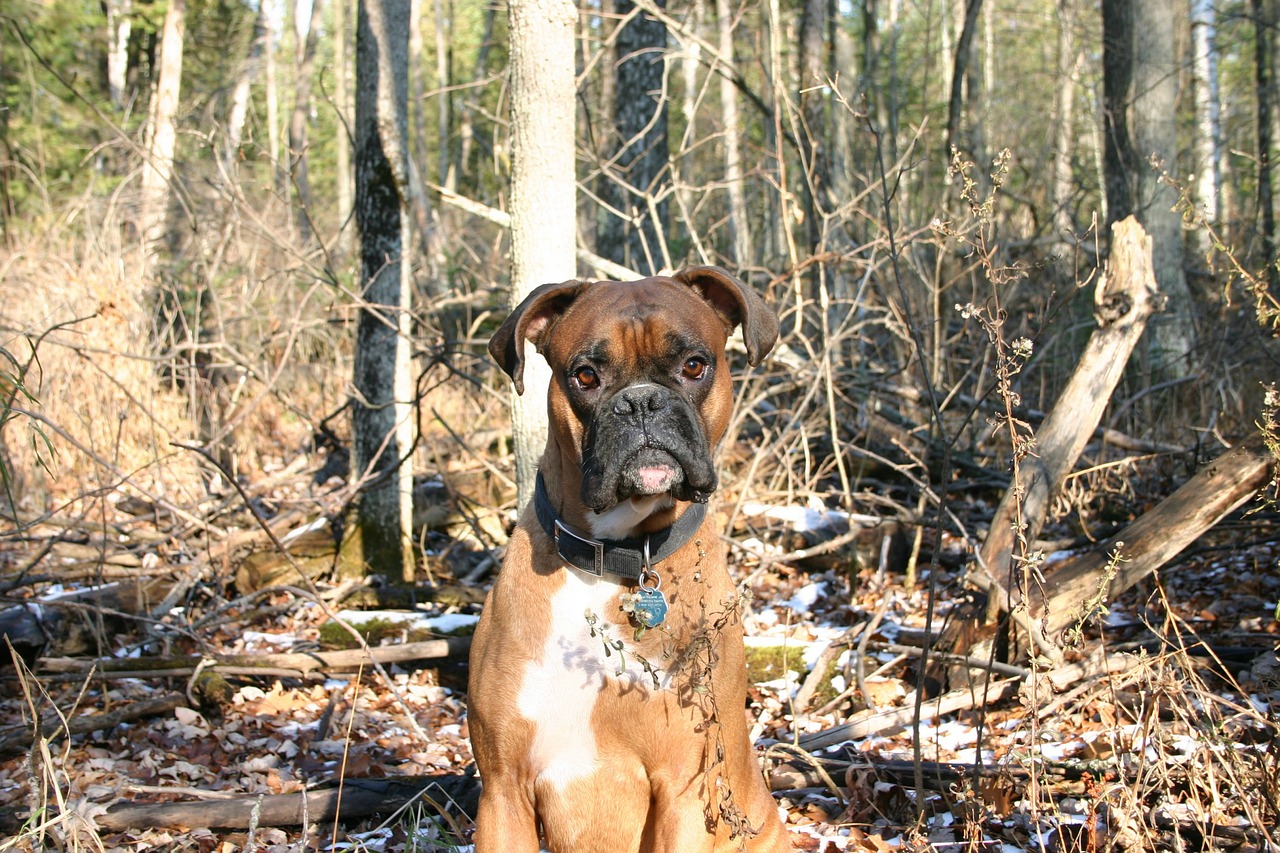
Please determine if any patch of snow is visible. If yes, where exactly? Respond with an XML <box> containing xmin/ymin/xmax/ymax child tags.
<box><xmin>282</xmin><ymin>515</ymin><xmax>329</xmax><ymax>543</ymax></box>
<box><xmin>782</xmin><ymin>581</ymin><xmax>828</xmax><ymax>612</ymax></box>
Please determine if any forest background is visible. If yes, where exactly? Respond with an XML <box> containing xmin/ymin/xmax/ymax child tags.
<box><xmin>2</xmin><ymin>0</ymin><xmax>1280</xmax><ymax>848</ymax></box>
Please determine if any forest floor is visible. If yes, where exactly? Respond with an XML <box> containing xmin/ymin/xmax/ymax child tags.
<box><xmin>0</xmin><ymin>445</ymin><xmax>1278</xmax><ymax>853</ymax></box>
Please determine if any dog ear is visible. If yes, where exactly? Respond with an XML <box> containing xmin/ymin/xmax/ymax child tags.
<box><xmin>489</xmin><ymin>279</ymin><xmax>591</xmax><ymax>394</ymax></box>
<box><xmin>672</xmin><ymin>266</ymin><xmax>779</xmax><ymax>366</ymax></box>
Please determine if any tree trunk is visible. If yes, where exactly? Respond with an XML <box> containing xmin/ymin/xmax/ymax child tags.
<box><xmin>105</xmin><ymin>0</ymin><xmax>132</xmax><ymax>110</ymax></box>
<box><xmin>675</xmin><ymin>0</ymin><xmax>704</xmax><ymax>244</ymax></box>
<box><xmin>352</xmin><ymin>0</ymin><xmax>415</xmax><ymax>583</ymax></box>
<box><xmin>409</xmin><ymin>0</ymin><xmax>428</xmax><ymax>177</ymax></box>
<box><xmin>1132</xmin><ymin>0</ymin><xmax>1195</xmax><ymax>371</ymax></box>
<box><xmin>715</xmin><ymin>0</ymin><xmax>750</xmax><ymax>265</ymax></box>
<box><xmin>334</xmin><ymin>0</ymin><xmax>353</xmax><ymax>255</ymax></box>
<box><xmin>1103</xmin><ymin>0</ymin><xmax>1196</xmax><ymax>374</ymax></box>
<box><xmin>226</xmin><ymin>0</ymin><xmax>269</xmax><ymax>168</ymax></box>
<box><xmin>1256</xmin><ymin>0</ymin><xmax>1278</xmax><ymax>293</ymax></box>
<box><xmin>289</xmin><ymin>0</ymin><xmax>324</xmax><ymax>243</ymax></box>
<box><xmin>598</xmin><ymin>0</ymin><xmax>670</xmax><ymax>275</ymax></box>
<box><xmin>797</xmin><ymin>0</ymin><xmax>827</xmax><ymax>258</ymax></box>
<box><xmin>1191</xmin><ymin>0</ymin><xmax>1221</xmax><ymax>229</ymax></box>
<box><xmin>264</xmin><ymin>0</ymin><xmax>284</xmax><ymax>192</ymax></box>
<box><xmin>138</xmin><ymin>0</ymin><xmax>185</xmax><ymax>258</ymax></box>
<box><xmin>944</xmin><ymin>0</ymin><xmax>982</xmax><ymax>162</ymax></box>
<box><xmin>456</xmin><ymin>3</ymin><xmax>495</xmax><ymax>179</ymax></box>
<box><xmin>507</xmin><ymin>0</ymin><xmax>578</xmax><ymax>509</ymax></box>
<box><xmin>433</xmin><ymin>0</ymin><xmax>452</xmax><ymax>190</ymax></box>
<box><xmin>1050</xmin><ymin>0</ymin><xmax>1080</xmax><ymax>236</ymax></box>
<box><xmin>1101</xmin><ymin>0</ymin><xmax>1138</xmax><ymax>226</ymax></box>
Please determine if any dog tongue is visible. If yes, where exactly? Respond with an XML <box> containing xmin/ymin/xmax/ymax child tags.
<box><xmin>637</xmin><ymin>465</ymin><xmax>674</xmax><ymax>492</ymax></box>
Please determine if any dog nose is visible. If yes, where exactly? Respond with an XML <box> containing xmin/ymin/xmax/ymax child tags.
<box><xmin>612</xmin><ymin>384</ymin><xmax>668</xmax><ymax>416</ymax></box>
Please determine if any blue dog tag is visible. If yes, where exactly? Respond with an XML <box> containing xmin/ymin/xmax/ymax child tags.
<box><xmin>633</xmin><ymin>587</ymin><xmax>668</xmax><ymax>629</ymax></box>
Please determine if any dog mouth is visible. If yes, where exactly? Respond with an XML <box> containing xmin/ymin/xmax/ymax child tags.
<box><xmin>623</xmin><ymin>447</ymin><xmax>685</xmax><ymax>497</ymax></box>
<box><xmin>580</xmin><ymin>415</ymin><xmax>717</xmax><ymax>513</ymax></box>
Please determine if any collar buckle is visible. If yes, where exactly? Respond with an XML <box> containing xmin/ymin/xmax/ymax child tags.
<box><xmin>553</xmin><ymin>518</ymin><xmax>606</xmax><ymax>576</ymax></box>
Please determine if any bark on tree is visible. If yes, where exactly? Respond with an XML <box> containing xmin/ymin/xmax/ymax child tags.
<box><xmin>289</xmin><ymin>0</ymin><xmax>324</xmax><ymax>243</ymax></box>
<box><xmin>1191</xmin><ymin>0</ymin><xmax>1222</xmax><ymax>228</ymax></box>
<box><xmin>599</xmin><ymin>0</ymin><xmax>670</xmax><ymax>275</ymax></box>
<box><xmin>715</xmin><ymin>0</ymin><xmax>750</xmax><ymax>265</ymax></box>
<box><xmin>798</xmin><ymin>0</ymin><xmax>826</xmax><ymax>250</ymax></box>
<box><xmin>352</xmin><ymin>0</ymin><xmax>415</xmax><ymax>582</ymax></box>
<box><xmin>1102</xmin><ymin>0</ymin><xmax>1197</xmax><ymax>375</ymax></box>
<box><xmin>105</xmin><ymin>0</ymin><xmax>132</xmax><ymax>110</ymax></box>
<box><xmin>457</xmin><ymin>3</ymin><xmax>495</xmax><ymax>178</ymax></box>
<box><xmin>433</xmin><ymin>0</ymin><xmax>452</xmax><ymax>189</ymax></box>
<box><xmin>1101</xmin><ymin>0</ymin><xmax>1138</xmax><ymax>225</ymax></box>
<box><xmin>264</xmin><ymin>0</ymin><xmax>284</xmax><ymax>191</ymax></box>
<box><xmin>409</xmin><ymin>0</ymin><xmax>428</xmax><ymax>177</ymax></box>
<box><xmin>1051</xmin><ymin>0</ymin><xmax>1081</xmax><ymax>236</ymax></box>
<box><xmin>507</xmin><ymin>0</ymin><xmax>577</xmax><ymax>509</ymax></box>
<box><xmin>1255</xmin><ymin>0</ymin><xmax>1278</xmax><ymax>293</ymax></box>
<box><xmin>1132</xmin><ymin>0</ymin><xmax>1196</xmax><ymax>371</ymax></box>
<box><xmin>226</xmin><ymin>0</ymin><xmax>270</xmax><ymax>168</ymax></box>
<box><xmin>138</xmin><ymin>0</ymin><xmax>185</xmax><ymax>258</ymax></box>
<box><xmin>675</xmin><ymin>0</ymin><xmax>704</xmax><ymax>239</ymax></box>
<box><xmin>944</xmin><ymin>0</ymin><xmax>983</xmax><ymax>163</ymax></box>
<box><xmin>334</xmin><ymin>0</ymin><xmax>353</xmax><ymax>255</ymax></box>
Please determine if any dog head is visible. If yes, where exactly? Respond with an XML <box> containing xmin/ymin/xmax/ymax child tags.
<box><xmin>489</xmin><ymin>266</ymin><xmax>778</xmax><ymax>517</ymax></box>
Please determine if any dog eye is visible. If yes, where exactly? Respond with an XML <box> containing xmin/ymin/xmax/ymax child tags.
<box><xmin>573</xmin><ymin>366</ymin><xmax>600</xmax><ymax>389</ymax></box>
<box><xmin>681</xmin><ymin>357</ymin><xmax>708</xmax><ymax>381</ymax></box>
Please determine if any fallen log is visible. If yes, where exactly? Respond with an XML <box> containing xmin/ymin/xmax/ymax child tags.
<box><xmin>1038</xmin><ymin>434</ymin><xmax>1274</xmax><ymax>637</ymax></box>
<box><xmin>38</xmin><ymin>636</ymin><xmax>472</xmax><ymax>680</ymax></box>
<box><xmin>0</xmin><ymin>692</ymin><xmax>187</xmax><ymax>757</ymax></box>
<box><xmin>976</xmin><ymin>216</ymin><xmax>1158</xmax><ymax>621</ymax></box>
<box><xmin>90</xmin><ymin>774</ymin><xmax>478</xmax><ymax>832</ymax></box>
<box><xmin>796</xmin><ymin>650</ymin><xmax>1133</xmax><ymax>752</ymax></box>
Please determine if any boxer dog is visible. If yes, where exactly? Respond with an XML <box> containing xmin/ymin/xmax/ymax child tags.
<box><xmin>469</xmin><ymin>267</ymin><xmax>790</xmax><ymax>852</ymax></box>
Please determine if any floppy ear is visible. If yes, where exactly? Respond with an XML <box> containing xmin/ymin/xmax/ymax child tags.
<box><xmin>488</xmin><ymin>280</ymin><xmax>592</xmax><ymax>394</ymax></box>
<box><xmin>671</xmin><ymin>266</ymin><xmax>779</xmax><ymax>366</ymax></box>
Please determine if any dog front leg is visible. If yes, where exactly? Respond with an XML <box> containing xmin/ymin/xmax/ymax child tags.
<box><xmin>473</xmin><ymin>782</ymin><xmax>540</xmax><ymax>852</ymax></box>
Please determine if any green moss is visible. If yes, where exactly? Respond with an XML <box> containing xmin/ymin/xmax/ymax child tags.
<box><xmin>318</xmin><ymin>616</ymin><xmax>436</xmax><ymax>649</ymax></box>
<box><xmin>744</xmin><ymin>643</ymin><xmax>802</xmax><ymax>684</ymax></box>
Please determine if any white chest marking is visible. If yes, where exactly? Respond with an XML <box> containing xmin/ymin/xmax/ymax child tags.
<box><xmin>516</xmin><ymin>569</ymin><xmax>664</xmax><ymax>791</ymax></box>
<box><xmin>586</xmin><ymin>495</ymin><xmax>673</xmax><ymax>540</ymax></box>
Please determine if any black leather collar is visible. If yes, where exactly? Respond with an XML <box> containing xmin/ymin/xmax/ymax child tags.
<box><xmin>532</xmin><ymin>473</ymin><xmax>707</xmax><ymax>580</ymax></box>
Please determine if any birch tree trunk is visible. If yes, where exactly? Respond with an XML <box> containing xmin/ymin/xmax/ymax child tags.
<box><xmin>715</xmin><ymin>0</ymin><xmax>749</xmax><ymax>265</ymax></box>
<box><xmin>433</xmin><ymin>0</ymin><xmax>452</xmax><ymax>189</ymax></box>
<box><xmin>409</xmin><ymin>0</ymin><xmax>427</xmax><ymax>176</ymax></box>
<box><xmin>289</xmin><ymin>0</ymin><xmax>324</xmax><ymax>243</ymax></box>
<box><xmin>264</xmin><ymin>0</ymin><xmax>284</xmax><ymax>193</ymax></box>
<box><xmin>334</xmin><ymin>0</ymin><xmax>353</xmax><ymax>255</ymax></box>
<box><xmin>226</xmin><ymin>0</ymin><xmax>269</xmax><ymax>168</ymax></box>
<box><xmin>507</xmin><ymin>0</ymin><xmax>577</xmax><ymax>509</ymax></box>
<box><xmin>1051</xmin><ymin>0</ymin><xmax>1080</xmax><ymax>236</ymax></box>
<box><xmin>675</xmin><ymin>0</ymin><xmax>704</xmax><ymax>242</ymax></box>
<box><xmin>139</xmin><ymin>0</ymin><xmax>185</xmax><ymax>257</ymax></box>
<box><xmin>105</xmin><ymin>0</ymin><xmax>132</xmax><ymax>111</ymax></box>
<box><xmin>1191</xmin><ymin>0</ymin><xmax>1221</xmax><ymax>229</ymax></box>
<box><xmin>352</xmin><ymin>0</ymin><xmax>415</xmax><ymax>582</ymax></box>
